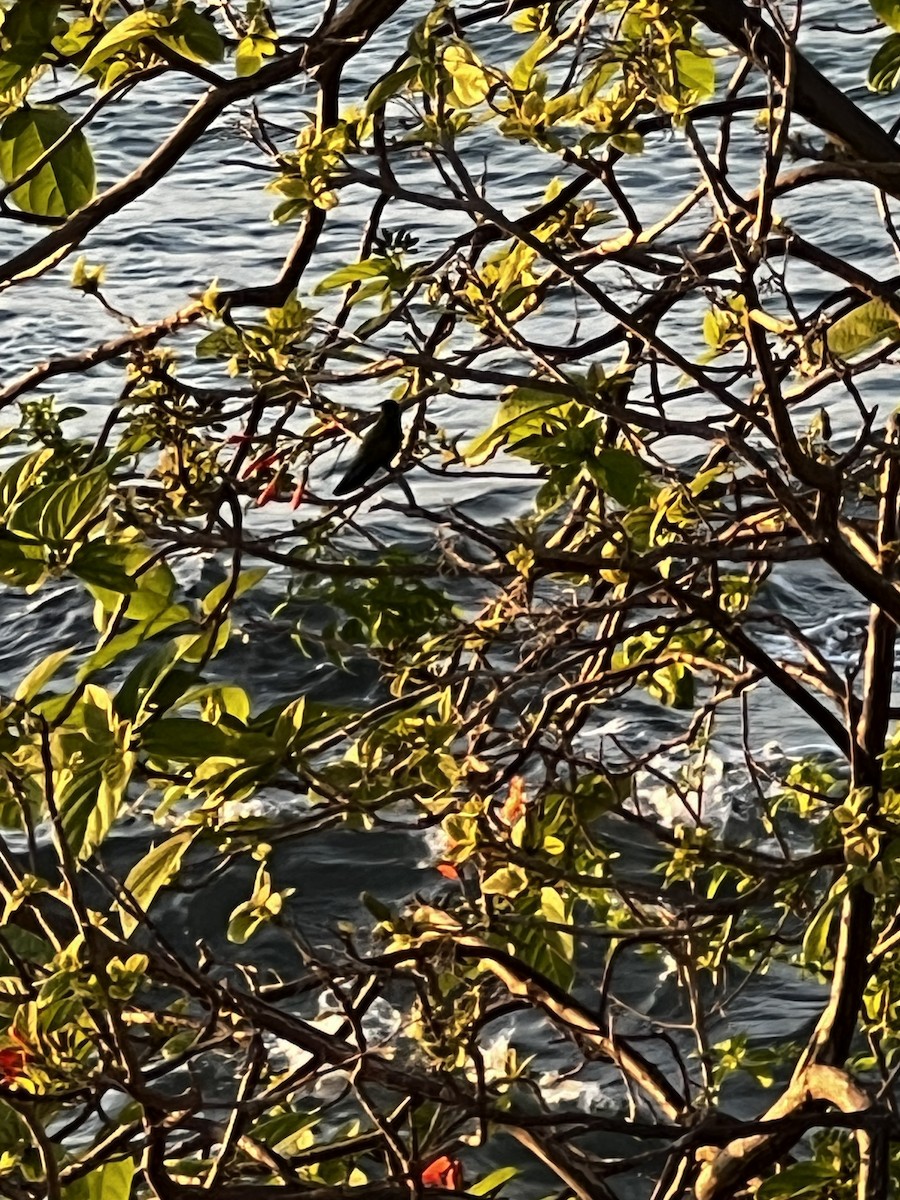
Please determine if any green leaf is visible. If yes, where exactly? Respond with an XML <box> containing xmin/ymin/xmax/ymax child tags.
<box><xmin>675</xmin><ymin>49</ymin><xmax>716</xmax><ymax>98</ymax></box>
<box><xmin>226</xmin><ymin>864</ymin><xmax>293</xmax><ymax>944</ymax></box>
<box><xmin>0</xmin><ymin>447</ymin><xmax>54</xmax><ymax>510</ymax></box>
<box><xmin>83</xmin><ymin>748</ymin><xmax>134</xmax><ymax>861</ymax></box>
<box><xmin>540</xmin><ymin>885</ymin><xmax>569</xmax><ymax>926</ymax></box>
<box><xmin>464</xmin><ymin>386</ymin><xmax>566</xmax><ymax>465</ymax></box>
<box><xmin>755</xmin><ymin>1160</ymin><xmax>835</xmax><ymax>1200</ymax></box>
<box><xmin>365</xmin><ymin>64</ymin><xmax>418</xmax><ymax>113</ymax></box>
<box><xmin>252</xmin><ymin>1109</ymin><xmax>320</xmax><ymax>1154</ymax></box>
<box><xmin>84</xmin><ymin>554</ymin><xmax>174</xmax><ymax>620</ymax></box>
<box><xmin>826</xmin><ymin>298</ymin><xmax>900</xmax><ymax>359</ymax></box>
<box><xmin>57</xmin><ymin>761</ymin><xmax>105</xmax><ymax>860</ymax></box>
<box><xmin>52</xmin><ymin>692</ymin><xmax>133</xmax><ymax>859</ymax></box>
<box><xmin>872</xmin><ymin>0</ymin><xmax>900</xmax><ymax>32</ymax></box>
<box><xmin>609</xmin><ymin>130</ymin><xmax>643</xmax><ymax>154</ymax></box>
<box><xmin>482</xmin><ymin>865</ymin><xmax>528</xmax><ymax>896</ymax></box>
<box><xmin>469</xmin><ymin>1167</ymin><xmax>519</xmax><ymax>1196</ymax></box>
<box><xmin>15</xmin><ymin>648</ymin><xmax>74</xmax><ymax>703</ymax></box>
<box><xmin>51</xmin><ymin>15</ymin><xmax>95</xmax><ymax>61</ymax></box>
<box><xmin>509</xmin><ymin>30</ymin><xmax>551</xmax><ymax>89</ymax></box>
<box><xmin>70</xmin><ymin>543</ymin><xmax>137</xmax><ymax>593</ymax></box>
<box><xmin>3</xmin><ymin>0</ymin><xmax>60</xmax><ymax>47</ymax></box>
<box><xmin>0</xmin><ymin>0</ymin><xmax>59</xmax><ymax>91</ymax></box>
<box><xmin>113</xmin><ymin>645</ymin><xmax>190</xmax><ymax>721</ymax></box>
<box><xmin>8</xmin><ymin>466</ymin><xmax>108</xmax><ymax>544</ymax></box>
<box><xmin>78</xmin><ymin>605</ymin><xmax>191</xmax><ymax>678</ymax></box>
<box><xmin>119</xmin><ymin>831</ymin><xmax>195</xmax><ymax>937</ymax></box>
<box><xmin>0</xmin><ymin>104</ymin><xmax>95</xmax><ymax>217</ymax></box>
<box><xmin>41</xmin><ymin>467</ymin><xmax>108</xmax><ymax>543</ymax></box>
<box><xmin>591</xmin><ymin>448</ymin><xmax>646</xmax><ymax>505</ymax></box>
<box><xmin>181</xmin><ymin>683</ymin><xmax>251</xmax><ymax>724</ymax></box>
<box><xmin>200</xmin><ymin>566</ymin><xmax>268</xmax><ymax>616</ymax></box>
<box><xmin>195</xmin><ymin>326</ymin><xmax>242</xmax><ymax>359</ymax></box>
<box><xmin>62</xmin><ymin>1158</ymin><xmax>134</xmax><ymax>1200</ymax></box>
<box><xmin>314</xmin><ymin>258</ymin><xmax>392</xmax><ymax>293</ymax></box>
<box><xmin>159</xmin><ymin>3</ymin><xmax>224</xmax><ymax>64</ymax></box>
<box><xmin>139</xmin><ymin>718</ymin><xmax>270</xmax><ymax>765</ymax></box>
<box><xmin>235</xmin><ymin>33</ymin><xmax>276</xmax><ymax>76</ymax></box>
<box><xmin>443</xmin><ymin>42</ymin><xmax>491</xmax><ymax>107</ymax></box>
<box><xmin>0</xmin><ymin>46</ymin><xmax>43</xmax><ymax>94</ymax></box>
<box><xmin>515</xmin><ymin>886</ymin><xmax>574</xmax><ymax>989</ymax></box>
<box><xmin>362</xmin><ymin>891</ymin><xmax>394</xmax><ymax>922</ymax></box>
<box><xmin>649</xmin><ymin>662</ymin><xmax>694</xmax><ymax>709</ymax></box>
<box><xmin>81</xmin><ymin>10</ymin><xmax>168</xmax><ymax>73</ymax></box>
<box><xmin>801</xmin><ymin>886</ymin><xmax>842</xmax><ymax>972</ymax></box>
<box><xmin>869</xmin><ymin>32</ymin><xmax>900</xmax><ymax>91</ymax></box>
<box><xmin>227</xmin><ymin>904</ymin><xmax>267</xmax><ymax>944</ymax></box>
<box><xmin>0</xmin><ymin>538</ymin><xmax>47</xmax><ymax>589</ymax></box>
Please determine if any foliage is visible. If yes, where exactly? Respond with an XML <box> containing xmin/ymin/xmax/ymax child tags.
<box><xmin>0</xmin><ymin>1</ymin><xmax>898</xmax><ymax>1199</ymax></box>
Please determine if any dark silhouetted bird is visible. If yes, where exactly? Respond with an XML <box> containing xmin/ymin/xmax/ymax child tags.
<box><xmin>334</xmin><ymin>399</ymin><xmax>402</xmax><ymax>495</ymax></box>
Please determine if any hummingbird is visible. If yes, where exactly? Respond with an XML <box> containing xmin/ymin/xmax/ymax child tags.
<box><xmin>334</xmin><ymin>399</ymin><xmax>403</xmax><ymax>496</ymax></box>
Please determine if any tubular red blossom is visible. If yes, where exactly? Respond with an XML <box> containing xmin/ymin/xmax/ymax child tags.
<box><xmin>256</xmin><ymin>478</ymin><xmax>280</xmax><ymax>506</ymax></box>
<box><xmin>242</xmin><ymin>450</ymin><xmax>281</xmax><ymax>479</ymax></box>
<box><xmin>0</xmin><ymin>1047</ymin><xmax>25</xmax><ymax>1085</ymax></box>
<box><xmin>421</xmin><ymin>1155</ymin><xmax>464</xmax><ymax>1190</ymax></box>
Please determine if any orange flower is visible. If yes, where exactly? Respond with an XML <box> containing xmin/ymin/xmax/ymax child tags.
<box><xmin>290</xmin><ymin>481</ymin><xmax>306</xmax><ymax>509</ymax></box>
<box><xmin>0</xmin><ymin>1047</ymin><xmax>25</xmax><ymax>1085</ymax></box>
<box><xmin>421</xmin><ymin>1155</ymin><xmax>464</xmax><ymax>1190</ymax></box>
<box><xmin>499</xmin><ymin>776</ymin><xmax>527</xmax><ymax>826</ymax></box>
<box><xmin>436</xmin><ymin>862</ymin><xmax>460</xmax><ymax>881</ymax></box>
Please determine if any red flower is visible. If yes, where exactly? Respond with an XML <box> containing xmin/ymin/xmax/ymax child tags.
<box><xmin>436</xmin><ymin>862</ymin><xmax>460</xmax><ymax>881</ymax></box>
<box><xmin>290</xmin><ymin>481</ymin><xmax>306</xmax><ymax>509</ymax></box>
<box><xmin>0</xmin><ymin>1047</ymin><xmax>25</xmax><ymax>1085</ymax></box>
<box><xmin>242</xmin><ymin>450</ymin><xmax>281</xmax><ymax>479</ymax></box>
<box><xmin>256</xmin><ymin>478</ymin><xmax>280</xmax><ymax>507</ymax></box>
<box><xmin>421</xmin><ymin>1155</ymin><xmax>464</xmax><ymax>1190</ymax></box>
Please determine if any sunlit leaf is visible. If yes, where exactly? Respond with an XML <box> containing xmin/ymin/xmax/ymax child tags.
<box><xmin>0</xmin><ymin>104</ymin><xmax>95</xmax><ymax>217</ymax></box>
<box><xmin>826</xmin><ymin>297</ymin><xmax>900</xmax><ymax>358</ymax></box>
<box><xmin>366</xmin><ymin>63</ymin><xmax>418</xmax><ymax>113</ymax></box>
<box><xmin>442</xmin><ymin>42</ymin><xmax>491</xmax><ymax>107</ymax></box>
<box><xmin>464</xmin><ymin>387</ymin><xmax>566</xmax><ymax>465</ymax></box>
<box><xmin>469</xmin><ymin>1166</ymin><xmax>519</xmax><ymax>1196</ymax></box>
<box><xmin>15</xmin><ymin>648</ymin><xmax>74</xmax><ymax>702</ymax></box>
<box><xmin>871</xmin><ymin>0</ymin><xmax>900</xmax><ymax>32</ymax></box>
<box><xmin>482</xmin><ymin>865</ymin><xmax>528</xmax><ymax>896</ymax></box>
<box><xmin>160</xmin><ymin>3</ymin><xmax>224</xmax><ymax>64</ymax></box>
<box><xmin>590</xmin><ymin>448</ymin><xmax>646</xmax><ymax>505</ymax></box>
<box><xmin>81</xmin><ymin>10</ymin><xmax>168</xmax><ymax>72</ymax></box>
<box><xmin>314</xmin><ymin>258</ymin><xmax>393</xmax><ymax>293</ymax></box>
<box><xmin>675</xmin><ymin>49</ymin><xmax>715</xmax><ymax>98</ymax></box>
<box><xmin>869</xmin><ymin>32</ymin><xmax>900</xmax><ymax>90</ymax></box>
<box><xmin>119</xmin><ymin>831</ymin><xmax>196</xmax><ymax>937</ymax></box>
<box><xmin>62</xmin><ymin>1158</ymin><xmax>134</xmax><ymax>1200</ymax></box>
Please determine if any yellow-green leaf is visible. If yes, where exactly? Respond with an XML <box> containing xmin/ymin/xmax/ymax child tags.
<box><xmin>827</xmin><ymin>298</ymin><xmax>900</xmax><ymax>359</ymax></box>
<box><xmin>81</xmin><ymin>10</ymin><xmax>168</xmax><ymax>73</ymax></box>
<box><xmin>119</xmin><ymin>831</ymin><xmax>196</xmax><ymax>937</ymax></box>
<box><xmin>443</xmin><ymin>42</ymin><xmax>491</xmax><ymax>107</ymax></box>
<box><xmin>0</xmin><ymin>104</ymin><xmax>95</xmax><ymax>217</ymax></box>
